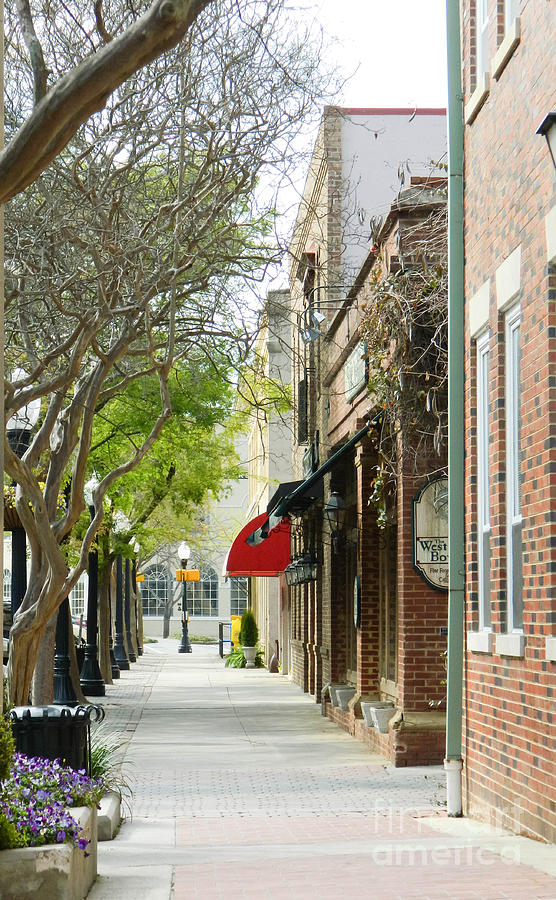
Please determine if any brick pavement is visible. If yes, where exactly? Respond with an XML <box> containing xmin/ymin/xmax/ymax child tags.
<box><xmin>89</xmin><ymin>641</ymin><xmax>556</xmax><ymax>900</ymax></box>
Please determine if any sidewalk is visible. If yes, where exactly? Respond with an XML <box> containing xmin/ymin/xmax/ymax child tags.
<box><xmin>88</xmin><ymin>641</ymin><xmax>556</xmax><ymax>900</ymax></box>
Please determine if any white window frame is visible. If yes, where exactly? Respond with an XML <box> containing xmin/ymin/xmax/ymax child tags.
<box><xmin>504</xmin><ymin>0</ymin><xmax>519</xmax><ymax>32</ymax></box>
<box><xmin>70</xmin><ymin>574</ymin><xmax>87</xmax><ymax>619</ymax></box>
<box><xmin>189</xmin><ymin>568</ymin><xmax>219</xmax><ymax>617</ymax></box>
<box><xmin>230</xmin><ymin>577</ymin><xmax>248</xmax><ymax>617</ymax></box>
<box><xmin>477</xmin><ymin>331</ymin><xmax>492</xmax><ymax>630</ymax></box>
<box><xmin>505</xmin><ymin>303</ymin><xmax>523</xmax><ymax>632</ymax></box>
<box><xmin>477</xmin><ymin>0</ymin><xmax>489</xmax><ymax>78</ymax></box>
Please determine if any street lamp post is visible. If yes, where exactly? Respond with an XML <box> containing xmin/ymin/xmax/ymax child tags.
<box><xmin>124</xmin><ymin>557</ymin><xmax>137</xmax><ymax>662</ymax></box>
<box><xmin>177</xmin><ymin>541</ymin><xmax>192</xmax><ymax>654</ymax></box>
<box><xmin>133</xmin><ymin>542</ymin><xmax>143</xmax><ymax>656</ymax></box>
<box><xmin>79</xmin><ymin>475</ymin><xmax>105</xmax><ymax>696</ymax></box>
<box><xmin>113</xmin><ymin>555</ymin><xmax>130</xmax><ymax>670</ymax></box>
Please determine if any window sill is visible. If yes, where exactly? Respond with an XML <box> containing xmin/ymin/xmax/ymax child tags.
<box><xmin>545</xmin><ymin>637</ymin><xmax>556</xmax><ymax>663</ymax></box>
<box><xmin>493</xmin><ymin>18</ymin><xmax>521</xmax><ymax>81</ymax></box>
<box><xmin>467</xmin><ymin>630</ymin><xmax>493</xmax><ymax>654</ymax></box>
<box><xmin>465</xmin><ymin>73</ymin><xmax>490</xmax><ymax>125</ymax></box>
<box><xmin>495</xmin><ymin>632</ymin><xmax>525</xmax><ymax>658</ymax></box>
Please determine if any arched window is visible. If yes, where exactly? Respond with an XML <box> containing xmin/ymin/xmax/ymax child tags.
<box><xmin>189</xmin><ymin>568</ymin><xmax>218</xmax><ymax>617</ymax></box>
<box><xmin>142</xmin><ymin>565</ymin><xmax>170</xmax><ymax>617</ymax></box>
<box><xmin>230</xmin><ymin>577</ymin><xmax>248</xmax><ymax>617</ymax></box>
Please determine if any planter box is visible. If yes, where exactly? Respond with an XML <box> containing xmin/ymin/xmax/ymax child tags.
<box><xmin>335</xmin><ymin>687</ymin><xmax>356</xmax><ymax>711</ymax></box>
<box><xmin>0</xmin><ymin>805</ymin><xmax>97</xmax><ymax>900</ymax></box>
<box><xmin>98</xmin><ymin>790</ymin><xmax>121</xmax><ymax>842</ymax></box>
<box><xmin>361</xmin><ymin>701</ymin><xmax>394</xmax><ymax>728</ymax></box>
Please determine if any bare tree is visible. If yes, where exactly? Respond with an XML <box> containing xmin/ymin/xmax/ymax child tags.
<box><xmin>4</xmin><ymin>0</ymin><xmax>332</xmax><ymax>704</ymax></box>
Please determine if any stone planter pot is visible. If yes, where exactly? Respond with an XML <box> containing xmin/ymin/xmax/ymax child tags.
<box><xmin>0</xmin><ymin>805</ymin><xmax>97</xmax><ymax>900</ymax></box>
<box><xmin>243</xmin><ymin>646</ymin><xmax>256</xmax><ymax>669</ymax></box>
<box><xmin>361</xmin><ymin>701</ymin><xmax>395</xmax><ymax>728</ymax></box>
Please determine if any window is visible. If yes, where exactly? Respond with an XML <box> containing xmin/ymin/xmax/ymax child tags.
<box><xmin>505</xmin><ymin>305</ymin><xmax>523</xmax><ymax>630</ymax></box>
<box><xmin>3</xmin><ymin>569</ymin><xmax>11</xmax><ymax>602</ymax></box>
<box><xmin>477</xmin><ymin>332</ymin><xmax>492</xmax><ymax>630</ymax></box>
<box><xmin>69</xmin><ymin>575</ymin><xmax>87</xmax><ymax>619</ymax></box>
<box><xmin>505</xmin><ymin>0</ymin><xmax>519</xmax><ymax>31</ymax></box>
<box><xmin>142</xmin><ymin>565</ymin><xmax>170</xmax><ymax>617</ymax></box>
<box><xmin>477</xmin><ymin>0</ymin><xmax>489</xmax><ymax>78</ymax></box>
<box><xmin>189</xmin><ymin>568</ymin><xmax>218</xmax><ymax>617</ymax></box>
<box><xmin>230</xmin><ymin>577</ymin><xmax>248</xmax><ymax>617</ymax></box>
<box><xmin>297</xmin><ymin>376</ymin><xmax>308</xmax><ymax>444</ymax></box>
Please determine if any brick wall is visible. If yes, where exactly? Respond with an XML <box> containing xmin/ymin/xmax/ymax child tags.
<box><xmin>462</xmin><ymin>0</ymin><xmax>556</xmax><ymax>842</ymax></box>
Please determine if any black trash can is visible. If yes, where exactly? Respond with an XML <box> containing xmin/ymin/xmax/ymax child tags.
<box><xmin>9</xmin><ymin>704</ymin><xmax>103</xmax><ymax>774</ymax></box>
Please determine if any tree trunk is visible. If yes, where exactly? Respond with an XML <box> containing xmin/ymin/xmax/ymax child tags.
<box><xmin>31</xmin><ymin>613</ymin><xmax>57</xmax><ymax>705</ymax></box>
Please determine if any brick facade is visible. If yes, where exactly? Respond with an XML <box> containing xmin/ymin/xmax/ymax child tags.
<box><xmin>287</xmin><ymin>110</ymin><xmax>449</xmax><ymax>766</ymax></box>
<box><xmin>461</xmin><ymin>0</ymin><xmax>556</xmax><ymax>842</ymax></box>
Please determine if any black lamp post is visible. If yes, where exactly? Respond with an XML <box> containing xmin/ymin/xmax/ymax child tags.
<box><xmin>133</xmin><ymin>542</ymin><xmax>143</xmax><ymax>656</ymax></box>
<box><xmin>124</xmin><ymin>558</ymin><xmax>137</xmax><ymax>662</ymax></box>
<box><xmin>108</xmin><ymin>580</ymin><xmax>120</xmax><ymax>679</ymax></box>
<box><xmin>177</xmin><ymin>541</ymin><xmax>192</xmax><ymax>654</ymax></box>
<box><xmin>113</xmin><ymin>555</ymin><xmax>130</xmax><ymax>670</ymax></box>
<box><xmin>80</xmin><ymin>476</ymin><xmax>105</xmax><ymax>696</ymax></box>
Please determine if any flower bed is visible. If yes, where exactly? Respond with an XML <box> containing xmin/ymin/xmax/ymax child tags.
<box><xmin>0</xmin><ymin>754</ymin><xmax>104</xmax><ymax>898</ymax></box>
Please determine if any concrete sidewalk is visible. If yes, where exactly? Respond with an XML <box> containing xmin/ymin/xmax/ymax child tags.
<box><xmin>88</xmin><ymin>641</ymin><xmax>556</xmax><ymax>899</ymax></box>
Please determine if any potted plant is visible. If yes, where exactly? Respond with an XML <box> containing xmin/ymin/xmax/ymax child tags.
<box><xmin>239</xmin><ymin>610</ymin><xmax>258</xmax><ymax>669</ymax></box>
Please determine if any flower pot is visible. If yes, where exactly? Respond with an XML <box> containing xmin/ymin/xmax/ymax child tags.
<box><xmin>243</xmin><ymin>646</ymin><xmax>256</xmax><ymax>668</ymax></box>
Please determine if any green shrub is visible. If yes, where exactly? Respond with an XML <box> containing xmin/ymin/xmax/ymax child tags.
<box><xmin>0</xmin><ymin>812</ymin><xmax>24</xmax><ymax>850</ymax></box>
<box><xmin>0</xmin><ymin>711</ymin><xmax>15</xmax><ymax>783</ymax></box>
<box><xmin>239</xmin><ymin>609</ymin><xmax>258</xmax><ymax>647</ymax></box>
<box><xmin>224</xmin><ymin>645</ymin><xmax>264</xmax><ymax>668</ymax></box>
<box><xmin>90</xmin><ymin>726</ymin><xmax>134</xmax><ymax>814</ymax></box>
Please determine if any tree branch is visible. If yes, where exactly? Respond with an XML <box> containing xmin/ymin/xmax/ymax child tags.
<box><xmin>0</xmin><ymin>0</ymin><xmax>211</xmax><ymax>203</ymax></box>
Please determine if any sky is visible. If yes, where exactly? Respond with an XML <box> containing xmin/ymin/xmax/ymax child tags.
<box><xmin>313</xmin><ymin>0</ymin><xmax>448</xmax><ymax>109</ymax></box>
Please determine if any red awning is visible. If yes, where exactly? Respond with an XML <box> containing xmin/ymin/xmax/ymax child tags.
<box><xmin>224</xmin><ymin>513</ymin><xmax>290</xmax><ymax>577</ymax></box>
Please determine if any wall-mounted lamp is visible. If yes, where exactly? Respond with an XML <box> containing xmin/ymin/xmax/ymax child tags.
<box><xmin>284</xmin><ymin>553</ymin><xmax>318</xmax><ymax>586</ymax></box>
<box><xmin>537</xmin><ymin>112</ymin><xmax>556</xmax><ymax>170</ymax></box>
<box><xmin>310</xmin><ymin>309</ymin><xmax>327</xmax><ymax>326</ymax></box>
<box><xmin>300</xmin><ymin>325</ymin><xmax>322</xmax><ymax>345</ymax></box>
<box><xmin>324</xmin><ymin>491</ymin><xmax>346</xmax><ymax>535</ymax></box>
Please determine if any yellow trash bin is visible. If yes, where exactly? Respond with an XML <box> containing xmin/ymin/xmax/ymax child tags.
<box><xmin>230</xmin><ymin>615</ymin><xmax>242</xmax><ymax>649</ymax></box>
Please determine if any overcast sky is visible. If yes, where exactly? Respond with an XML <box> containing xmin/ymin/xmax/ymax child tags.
<box><xmin>313</xmin><ymin>0</ymin><xmax>448</xmax><ymax>109</ymax></box>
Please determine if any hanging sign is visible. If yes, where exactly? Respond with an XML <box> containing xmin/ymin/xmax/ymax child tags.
<box><xmin>412</xmin><ymin>476</ymin><xmax>449</xmax><ymax>591</ymax></box>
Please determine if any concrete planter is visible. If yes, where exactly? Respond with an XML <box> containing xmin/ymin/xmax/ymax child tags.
<box><xmin>328</xmin><ymin>684</ymin><xmax>348</xmax><ymax>707</ymax></box>
<box><xmin>0</xmin><ymin>805</ymin><xmax>97</xmax><ymax>900</ymax></box>
<box><xmin>243</xmin><ymin>646</ymin><xmax>257</xmax><ymax>669</ymax></box>
<box><xmin>98</xmin><ymin>790</ymin><xmax>122</xmax><ymax>842</ymax></box>
<box><xmin>361</xmin><ymin>701</ymin><xmax>396</xmax><ymax>732</ymax></box>
<box><xmin>335</xmin><ymin>687</ymin><xmax>356</xmax><ymax>711</ymax></box>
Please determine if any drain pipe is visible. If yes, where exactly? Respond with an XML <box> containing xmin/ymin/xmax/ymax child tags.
<box><xmin>445</xmin><ymin>0</ymin><xmax>465</xmax><ymax>817</ymax></box>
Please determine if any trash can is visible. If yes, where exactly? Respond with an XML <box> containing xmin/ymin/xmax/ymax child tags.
<box><xmin>10</xmin><ymin>704</ymin><xmax>104</xmax><ymax>774</ymax></box>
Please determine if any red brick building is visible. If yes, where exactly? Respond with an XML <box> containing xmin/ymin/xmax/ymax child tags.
<box><xmin>461</xmin><ymin>0</ymin><xmax>556</xmax><ymax>842</ymax></box>
<box><xmin>280</xmin><ymin>109</ymin><xmax>449</xmax><ymax>766</ymax></box>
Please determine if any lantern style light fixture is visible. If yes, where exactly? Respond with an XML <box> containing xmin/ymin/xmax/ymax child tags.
<box><xmin>324</xmin><ymin>492</ymin><xmax>347</xmax><ymax>535</ymax></box>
